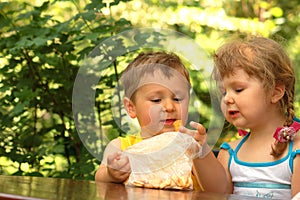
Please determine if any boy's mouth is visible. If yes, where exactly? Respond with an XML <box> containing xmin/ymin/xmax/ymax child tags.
<box><xmin>162</xmin><ymin>119</ymin><xmax>176</xmax><ymax>125</ymax></box>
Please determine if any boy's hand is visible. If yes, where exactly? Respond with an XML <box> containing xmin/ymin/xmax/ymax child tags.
<box><xmin>179</xmin><ymin>121</ymin><xmax>207</xmax><ymax>145</ymax></box>
<box><xmin>107</xmin><ymin>152</ymin><xmax>131</xmax><ymax>182</ymax></box>
<box><xmin>179</xmin><ymin>121</ymin><xmax>210</xmax><ymax>158</ymax></box>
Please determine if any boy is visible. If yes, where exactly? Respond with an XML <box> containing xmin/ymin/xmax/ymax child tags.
<box><xmin>95</xmin><ymin>51</ymin><xmax>227</xmax><ymax>192</ymax></box>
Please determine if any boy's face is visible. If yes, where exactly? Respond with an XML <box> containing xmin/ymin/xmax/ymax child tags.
<box><xmin>126</xmin><ymin>70</ymin><xmax>190</xmax><ymax>138</ymax></box>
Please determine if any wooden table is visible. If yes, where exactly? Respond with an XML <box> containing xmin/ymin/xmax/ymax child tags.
<box><xmin>0</xmin><ymin>175</ymin><xmax>261</xmax><ymax>200</ymax></box>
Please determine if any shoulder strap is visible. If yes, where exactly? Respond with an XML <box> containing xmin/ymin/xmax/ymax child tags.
<box><xmin>220</xmin><ymin>142</ymin><xmax>235</xmax><ymax>169</ymax></box>
<box><xmin>289</xmin><ymin>118</ymin><xmax>300</xmax><ymax>172</ymax></box>
<box><xmin>220</xmin><ymin>142</ymin><xmax>231</xmax><ymax>150</ymax></box>
<box><xmin>289</xmin><ymin>149</ymin><xmax>300</xmax><ymax>173</ymax></box>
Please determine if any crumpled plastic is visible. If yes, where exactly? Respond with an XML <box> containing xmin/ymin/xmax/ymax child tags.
<box><xmin>123</xmin><ymin>132</ymin><xmax>202</xmax><ymax>190</ymax></box>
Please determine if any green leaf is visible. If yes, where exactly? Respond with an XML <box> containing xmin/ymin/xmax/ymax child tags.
<box><xmin>11</xmin><ymin>104</ymin><xmax>24</xmax><ymax>115</ymax></box>
<box><xmin>25</xmin><ymin>172</ymin><xmax>44</xmax><ymax>177</ymax></box>
<box><xmin>52</xmin><ymin>144</ymin><xmax>65</xmax><ymax>154</ymax></box>
<box><xmin>32</xmin><ymin>37</ymin><xmax>48</xmax><ymax>47</ymax></box>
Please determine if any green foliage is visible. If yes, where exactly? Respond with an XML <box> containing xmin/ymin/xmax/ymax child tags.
<box><xmin>0</xmin><ymin>0</ymin><xmax>299</xmax><ymax>179</ymax></box>
<box><xmin>0</xmin><ymin>0</ymin><xmax>132</xmax><ymax>179</ymax></box>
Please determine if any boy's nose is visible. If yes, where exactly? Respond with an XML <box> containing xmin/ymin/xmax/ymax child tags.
<box><xmin>162</xmin><ymin>99</ymin><xmax>175</xmax><ymax>112</ymax></box>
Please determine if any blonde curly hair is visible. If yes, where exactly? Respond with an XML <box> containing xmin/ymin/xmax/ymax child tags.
<box><xmin>213</xmin><ymin>36</ymin><xmax>295</xmax><ymax>157</ymax></box>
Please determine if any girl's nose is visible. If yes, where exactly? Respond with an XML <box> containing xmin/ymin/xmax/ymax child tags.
<box><xmin>223</xmin><ymin>92</ymin><xmax>234</xmax><ymax>104</ymax></box>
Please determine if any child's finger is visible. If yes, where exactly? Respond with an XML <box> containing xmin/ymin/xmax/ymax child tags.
<box><xmin>178</xmin><ymin>125</ymin><xmax>188</xmax><ymax>133</ymax></box>
<box><xmin>178</xmin><ymin>125</ymin><xmax>199</xmax><ymax>143</ymax></box>
<box><xmin>119</xmin><ymin>155</ymin><xmax>129</xmax><ymax>167</ymax></box>
<box><xmin>190</xmin><ymin>121</ymin><xmax>206</xmax><ymax>135</ymax></box>
<box><xmin>107</xmin><ymin>152</ymin><xmax>117</xmax><ymax>164</ymax></box>
<box><xmin>120</xmin><ymin>161</ymin><xmax>131</xmax><ymax>173</ymax></box>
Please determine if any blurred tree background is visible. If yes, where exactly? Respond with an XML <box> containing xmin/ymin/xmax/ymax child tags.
<box><xmin>0</xmin><ymin>0</ymin><xmax>299</xmax><ymax>180</ymax></box>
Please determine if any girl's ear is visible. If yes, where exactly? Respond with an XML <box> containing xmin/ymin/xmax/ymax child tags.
<box><xmin>271</xmin><ymin>84</ymin><xmax>285</xmax><ymax>103</ymax></box>
<box><xmin>123</xmin><ymin>97</ymin><xmax>136</xmax><ymax>118</ymax></box>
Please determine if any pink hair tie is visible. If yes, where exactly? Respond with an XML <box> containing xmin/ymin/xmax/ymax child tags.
<box><xmin>273</xmin><ymin>121</ymin><xmax>300</xmax><ymax>144</ymax></box>
<box><xmin>238</xmin><ymin>129</ymin><xmax>248</xmax><ymax>137</ymax></box>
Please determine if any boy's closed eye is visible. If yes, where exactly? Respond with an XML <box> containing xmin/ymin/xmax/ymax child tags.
<box><xmin>150</xmin><ymin>98</ymin><xmax>161</xmax><ymax>103</ymax></box>
<box><xmin>173</xmin><ymin>97</ymin><xmax>183</xmax><ymax>102</ymax></box>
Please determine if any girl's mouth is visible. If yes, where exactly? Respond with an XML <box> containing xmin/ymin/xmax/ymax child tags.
<box><xmin>229</xmin><ymin>110</ymin><xmax>239</xmax><ymax>118</ymax></box>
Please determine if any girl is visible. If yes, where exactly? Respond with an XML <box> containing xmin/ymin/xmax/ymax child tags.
<box><xmin>210</xmin><ymin>36</ymin><xmax>300</xmax><ymax>199</ymax></box>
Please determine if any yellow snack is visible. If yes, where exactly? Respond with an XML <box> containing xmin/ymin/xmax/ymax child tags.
<box><xmin>132</xmin><ymin>180</ymin><xmax>145</xmax><ymax>187</ymax></box>
<box><xmin>173</xmin><ymin>120</ymin><xmax>182</xmax><ymax>132</ymax></box>
<box><xmin>160</xmin><ymin>178</ymin><xmax>172</xmax><ymax>188</ymax></box>
<box><xmin>124</xmin><ymin>132</ymin><xmax>200</xmax><ymax>190</ymax></box>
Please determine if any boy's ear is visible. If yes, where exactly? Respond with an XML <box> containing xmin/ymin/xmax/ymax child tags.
<box><xmin>123</xmin><ymin>97</ymin><xmax>136</xmax><ymax>118</ymax></box>
<box><xmin>271</xmin><ymin>84</ymin><xmax>285</xmax><ymax>103</ymax></box>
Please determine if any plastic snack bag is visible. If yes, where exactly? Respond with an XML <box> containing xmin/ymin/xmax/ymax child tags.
<box><xmin>123</xmin><ymin>132</ymin><xmax>201</xmax><ymax>190</ymax></box>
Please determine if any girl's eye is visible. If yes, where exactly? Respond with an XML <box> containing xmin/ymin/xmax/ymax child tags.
<box><xmin>236</xmin><ymin>88</ymin><xmax>243</xmax><ymax>93</ymax></box>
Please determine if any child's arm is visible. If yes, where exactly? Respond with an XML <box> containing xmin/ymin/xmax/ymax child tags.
<box><xmin>215</xmin><ymin>148</ymin><xmax>234</xmax><ymax>193</ymax></box>
<box><xmin>95</xmin><ymin>138</ymin><xmax>131</xmax><ymax>183</ymax></box>
<box><xmin>291</xmin><ymin>137</ymin><xmax>300</xmax><ymax>197</ymax></box>
<box><xmin>192</xmin><ymin>150</ymin><xmax>230</xmax><ymax>193</ymax></box>
<box><xmin>180</xmin><ymin>121</ymin><xmax>231</xmax><ymax>193</ymax></box>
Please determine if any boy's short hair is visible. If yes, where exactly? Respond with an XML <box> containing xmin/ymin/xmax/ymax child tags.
<box><xmin>121</xmin><ymin>51</ymin><xmax>191</xmax><ymax>99</ymax></box>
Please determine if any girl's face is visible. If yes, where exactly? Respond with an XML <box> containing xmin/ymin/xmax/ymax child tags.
<box><xmin>219</xmin><ymin>68</ymin><xmax>272</xmax><ymax>129</ymax></box>
<box><xmin>125</xmin><ymin>71</ymin><xmax>190</xmax><ymax>138</ymax></box>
